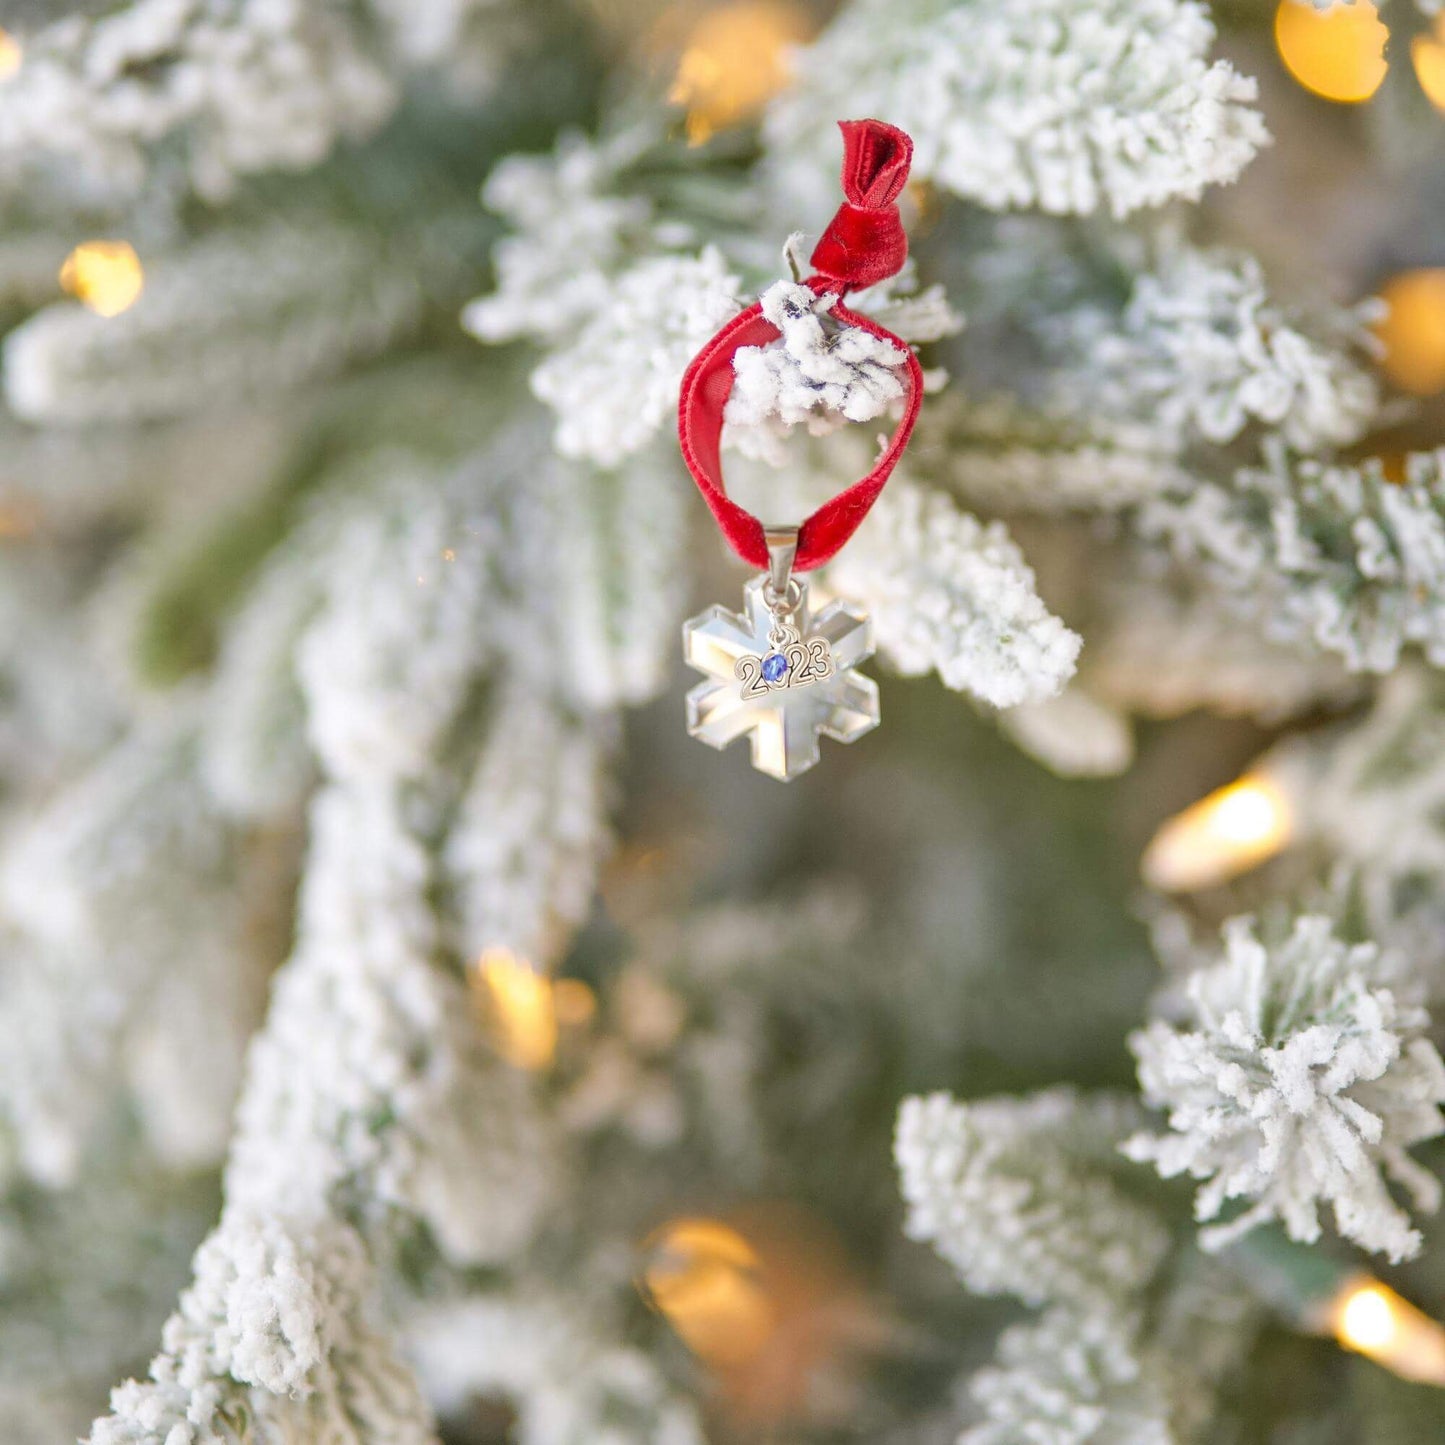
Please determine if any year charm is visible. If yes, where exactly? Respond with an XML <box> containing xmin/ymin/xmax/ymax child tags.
<box><xmin>734</xmin><ymin>630</ymin><xmax>836</xmax><ymax>700</ymax></box>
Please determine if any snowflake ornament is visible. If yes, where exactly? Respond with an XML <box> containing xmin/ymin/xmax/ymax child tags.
<box><xmin>683</xmin><ymin>577</ymin><xmax>879</xmax><ymax>781</ymax></box>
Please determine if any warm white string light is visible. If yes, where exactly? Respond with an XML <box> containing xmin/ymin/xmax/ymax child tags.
<box><xmin>1274</xmin><ymin>0</ymin><xmax>1389</xmax><ymax>104</ymax></box>
<box><xmin>0</xmin><ymin>27</ymin><xmax>20</xmax><ymax>80</ymax></box>
<box><xmin>1142</xmin><ymin>771</ymin><xmax>1295</xmax><ymax>892</ymax></box>
<box><xmin>1317</xmin><ymin>1275</ymin><xmax>1445</xmax><ymax>1386</ymax></box>
<box><xmin>59</xmin><ymin>241</ymin><xmax>145</xmax><ymax>317</ymax></box>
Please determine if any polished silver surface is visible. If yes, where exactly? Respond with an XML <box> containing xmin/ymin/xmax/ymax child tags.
<box><xmin>763</xmin><ymin>525</ymin><xmax>799</xmax><ymax>611</ymax></box>
<box><xmin>683</xmin><ymin>576</ymin><xmax>879</xmax><ymax>781</ymax></box>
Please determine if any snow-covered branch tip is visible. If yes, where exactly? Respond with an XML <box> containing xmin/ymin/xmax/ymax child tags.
<box><xmin>896</xmin><ymin>1089</ymin><xmax>1168</xmax><ymax>1313</ymax></box>
<box><xmin>527</xmin><ymin>249</ymin><xmax>740</xmax><ymax>468</ymax></box>
<box><xmin>1075</xmin><ymin>246</ymin><xmax>1381</xmax><ymax>452</ymax></box>
<box><xmin>89</xmin><ymin>1214</ymin><xmax>438</xmax><ymax>1445</ymax></box>
<box><xmin>925</xmin><ymin>393</ymin><xmax>1188</xmax><ymax>515</ymax></box>
<box><xmin>1126</xmin><ymin>914</ymin><xmax>1445</xmax><ymax>1262</ymax></box>
<box><xmin>462</xmin><ymin>126</ymin><xmax>744</xmax><ymax>468</ymax></box>
<box><xmin>1139</xmin><ymin>447</ymin><xmax>1445</xmax><ymax>675</ymax></box>
<box><xmin>723</xmin><ymin>281</ymin><xmax>910</xmax><ymax>465</ymax></box>
<box><xmin>5</xmin><ymin>215</ymin><xmax>486</xmax><ymax>426</ymax></box>
<box><xmin>766</xmin><ymin>0</ymin><xmax>1267</xmax><ymax>220</ymax></box>
<box><xmin>960</xmin><ymin>1307</ymin><xmax>1173</xmax><ymax>1445</ymax></box>
<box><xmin>462</xmin><ymin>125</ymin><xmax>671</xmax><ymax>347</ymax></box>
<box><xmin>0</xmin><ymin>0</ymin><xmax>396</xmax><ymax>202</ymax></box>
<box><xmin>444</xmin><ymin>679</ymin><xmax>612</xmax><ymax>971</ymax></box>
<box><xmin>829</xmin><ymin>481</ymin><xmax>1081</xmax><ymax>708</ymax></box>
<box><xmin>536</xmin><ymin>453</ymin><xmax>689</xmax><ymax>711</ymax></box>
<box><xmin>0</xmin><ymin>0</ymin><xmax>523</xmax><ymax>203</ymax></box>
<box><xmin>0</xmin><ymin>710</ymin><xmax>265</xmax><ymax>1189</ymax></box>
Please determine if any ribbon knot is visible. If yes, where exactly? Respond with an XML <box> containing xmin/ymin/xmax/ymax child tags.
<box><xmin>808</xmin><ymin>119</ymin><xmax>913</xmax><ymax>291</ymax></box>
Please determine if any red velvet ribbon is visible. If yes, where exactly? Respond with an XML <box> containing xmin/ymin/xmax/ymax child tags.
<box><xmin>677</xmin><ymin>118</ymin><xmax>923</xmax><ymax>573</ymax></box>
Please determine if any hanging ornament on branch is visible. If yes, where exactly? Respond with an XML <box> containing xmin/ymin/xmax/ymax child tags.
<box><xmin>677</xmin><ymin>119</ymin><xmax>924</xmax><ymax>781</ymax></box>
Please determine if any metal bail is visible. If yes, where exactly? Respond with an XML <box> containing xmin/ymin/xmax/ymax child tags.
<box><xmin>763</xmin><ymin>525</ymin><xmax>799</xmax><ymax>609</ymax></box>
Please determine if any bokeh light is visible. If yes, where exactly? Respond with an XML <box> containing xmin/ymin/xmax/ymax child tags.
<box><xmin>1340</xmin><ymin>1284</ymin><xmax>1398</xmax><ymax>1351</ymax></box>
<box><xmin>0</xmin><ymin>28</ymin><xmax>20</xmax><ymax>80</ymax></box>
<box><xmin>1275</xmin><ymin>0</ymin><xmax>1389</xmax><ymax>104</ymax></box>
<box><xmin>472</xmin><ymin>948</ymin><xmax>558</xmax><ymax>1069</ymax></box>
<box><xmin>59</xmin><ymin>241</ymin><xmax>145</xmax><ymax>318</ymax></box>
<box><xmin>1142</xmin><ymin>772</ymin><xmax>1295</xmax><ymax>892</ymax></box>
<box><xmin>1374</xmin><ymin>269</ymin><xmax>1445</xmax><ymax>396</ymax></box>
<box><xmin>640</xmin><ymin>1205</ymin><xmax>878</xmax><ymax>1428</ymax></box>
<box><xmin>667</xmin><ymin>1</ymin><xmax>811</xmax><ymax>145</ymax></box>
<box><xmin>1412</xmin><ymin>14</ymin><xmax>1445</xmax><ymax>111</ymax></box>
<box><xmin>642</xmin><ymin>1217</ymin><xmax>776</xmax><ymax>1366</ymax></box>
<box><xmin>1327</xmin><ymin>1276</ymin><xmax>1445</xmax><ymax>1385</ymax></box>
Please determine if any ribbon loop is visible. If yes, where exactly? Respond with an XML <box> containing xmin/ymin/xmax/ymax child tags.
<box><xmin>808</xmin><ymin>118</ymin><xmax>912</xmax><ymax>290</ymax></box>
<box><xmin>677</xmin><ymin>118</ymin><xmax>922</xmax><ymax>574</ymax></box>
<box><xmin>838</xmin><ymin>118</ymin><xmax>912</xmax><ymax>207</ymax></box>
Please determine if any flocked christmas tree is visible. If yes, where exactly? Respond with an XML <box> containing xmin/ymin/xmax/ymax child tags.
<box><xmin>5</xmin><ymin>0</ymin><xmax>1445</xmax><ymax>1442</ymax></box>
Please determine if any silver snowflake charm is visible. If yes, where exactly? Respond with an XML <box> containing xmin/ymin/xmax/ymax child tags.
<box><xmin>683</xmin><ymin>575</ymin><xmax>880</xmax><ymax>781</ymax></box>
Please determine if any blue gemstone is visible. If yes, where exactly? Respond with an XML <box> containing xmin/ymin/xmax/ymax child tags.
<box><xmin>762</xmin><ymin>652</ymin><xmax>789</xmax><ymax>683</ymax></box>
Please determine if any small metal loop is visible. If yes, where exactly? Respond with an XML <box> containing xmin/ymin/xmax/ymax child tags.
<box><xmin>768</xmin><ymin>618</ymin><xmax>800</xmax><ymax>649</ymax></box>
<box><xmin>762</xmin><ymin>575</ymin><xmax>804</xmax><ymax>617</ymax></box>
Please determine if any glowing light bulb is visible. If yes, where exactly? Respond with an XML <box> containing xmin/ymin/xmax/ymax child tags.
<box><xmin>1323</xmin><ymin>1276</ymin><xmax>1445</xmax><ymax>1386</ymax></box>
<box><xmin>641</xmin><ymin>1218</ymin><xmax>776</xmax><ymax>1366</ymax></box>
<box><xmin>1340</xmin><ymin>1284</ymin><xmax>1398</xmax><ymax>1350</ymax></box>
<box><xmin>1374</xmin><ymin>269</ymin><xmax>1445</xmax><ymax>396</ymax></box>
<box><xmin>1412</xmin><ymin>15</ymin><xmax>1445</xmax><ymax>111</ymax></box>
<box><xmin>1142</xmin><ymin>773</ymin><xmax>1295</xmax><ymax>893</ymax></box>
<box><xmin>0</xmin><ymin>27</ymin><xmax>21</xmax><ymax>79</ymax></box>
<box><xmin>472</xmin><ymin>948</ymin><xmax>557</xmax><ymax>1070</ymax></box>
<box><xmin>59</xmin><ymin>241</ymin><xmax>145</xmax><ymax>318</ymax></box>
<box><xmin>1275</xmin><ymin>0</ymin><xmax>1389</xmax><ymax>104</ymax></box>
<box><xmin>666</xmin><ymin>1</ymin><xmax>811</xmax><ymax>145</ymax></box>
<box><xmin>640</xmin><ymin>1204</ymin><xmax>871</xmax><ymax>1428</ymax></box>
